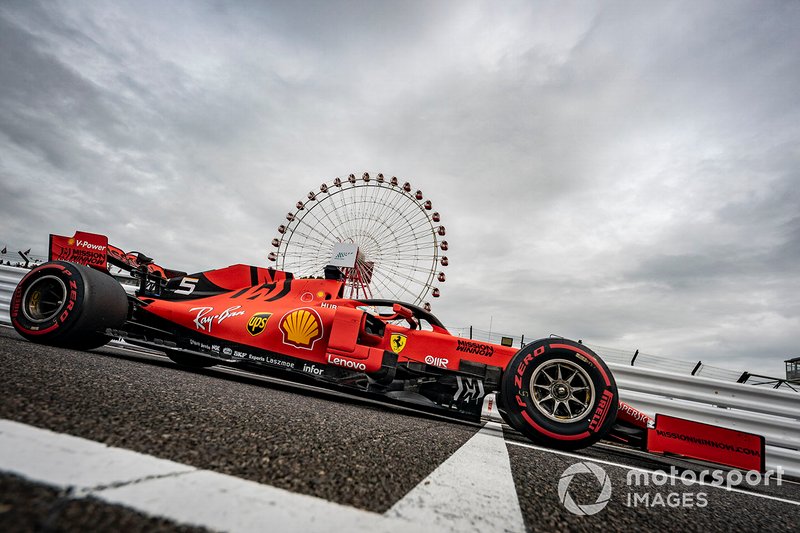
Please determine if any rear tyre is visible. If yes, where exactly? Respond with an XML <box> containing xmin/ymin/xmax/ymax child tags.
<box><xmin>166</xmin><ymin>350</ymin><xmax>217</xmax><ymax>368</ymax></box>
<box><xmin>500</xmin><ymin>338</ymin><xmax>618</xmax><ymax>450</ymax></box>
<box><xmin>11</xmin><ymin>261</ymin><xmax>128</xmax><ymax>348</ymax></box>
<box><xmin>64</xmin><ymin>332</ymin><xmax>115</xmax><ymax>351</ymax></box>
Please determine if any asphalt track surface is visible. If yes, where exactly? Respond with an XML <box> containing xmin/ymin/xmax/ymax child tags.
<box><xmin>1</xmin><ymin>326</ymin><xmax>798</xmax><ymax>532</ymax></box>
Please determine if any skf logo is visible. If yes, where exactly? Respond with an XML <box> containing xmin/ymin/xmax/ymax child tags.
<box><xmin>246</xmin><ymin>312</ymin><xmax>272</xmax><ymax>336</ymax></box>
<box><xmin>390</xmin><ymin>333</ymin><xmax>407</xmax><ymax>354</ymax></box>
<box><xmin>280</xmin><ymin>308</ymin><xmax>323</xmax><ymax>349</ymax></box>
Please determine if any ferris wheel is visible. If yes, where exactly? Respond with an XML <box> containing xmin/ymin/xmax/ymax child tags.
<box><xmin>269</xmin><ymin>173</ymin><xmax>449</xmax><ymax>311</ymax></box>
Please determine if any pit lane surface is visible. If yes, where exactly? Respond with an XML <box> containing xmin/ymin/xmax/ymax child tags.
<box><xmin>0</xmin><ymin>327</ymin><xmax>797</xmax><ymax>532</ymax></box>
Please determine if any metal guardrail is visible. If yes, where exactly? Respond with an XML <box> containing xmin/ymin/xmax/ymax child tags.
<box><xmin>610</xmin><ymin>364</ymin><xmax>799</xmax><ymax>421</ymax></box>
<box><xmin>737</xmin><ymin>372</ymin><xmax>799</xmax><ymax>392</ymax></box>
<box><xmin>456</xmin><ymin>326</ymin><xmax>799</xmax><ymax>391</ymax></box>
<box><xmin>0</xmin><ymin>265</ymin><xmax>25</xmax><ymax>326</ymax></box>
<box><xmin>2</xmin><ymin>264</ymin><xmax>799</xmax><ymax>476</ymax></box>
<box><xmin>609</xmin><ymin>363</ymin><xmax>800</xmax><ymax>477</ymax></box>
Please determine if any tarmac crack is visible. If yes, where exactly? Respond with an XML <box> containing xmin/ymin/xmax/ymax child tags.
<box><xmin>70</xmin><ymin>469</ymin><xmax>197</xmax><ymax>498</ymax></box>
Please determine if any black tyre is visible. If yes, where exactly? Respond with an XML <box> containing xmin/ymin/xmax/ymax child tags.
<box><xmin>65</xmin><ymin>332</ymin><xmax>116</xmax><ymax>351</ymax></box>
<box><xmin>500</xmin><ymin>338</ymin><xmax>618</xmax><ymax>450</ymax></box>
<box><xmin>494</xmin><ymin>392</ymin><xmax>516</xmax><ymax>428</ymax></box>
<box><xmin>166</xmin><ymin>350</ymin><xmax>217</xmax><ymax>368</ymax></box>
<box><xmin>11</xmin><ymin>261</ymin><xmax>128</xmax><ymax>348</ymax></box>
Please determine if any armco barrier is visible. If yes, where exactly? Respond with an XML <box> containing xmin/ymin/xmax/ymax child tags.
<box><xmin>617</xmin><ymin>389</ymin><xmax>799</xmax><ymax>477</ymax></box>
<box><xmin>610</xmin><ymin>363</ymin><xmax>799</xmax><ymax>419</ymax></box>
<box><xmin>619</xmin><ymin>389</ymin><xmax>797</xmax><ymax>448</ymax></box>
<box><xmin>610</xmin><ymin>361</ymin><xmax>800</xmax><ymax>477</ymax></box>
<box><xmin>0</xmin><ymin>265</ymin><xmax>26</xmax><ymax>326</ymax></box>
<box><xmin>2</xmin><ymin>264</ymin><xmax>799</xmax><ymax>476</ymax></box>
<box><xmin>459</xmin><ymin>329</ymin><xmax>799</xmax><ymax>389</ymax></box>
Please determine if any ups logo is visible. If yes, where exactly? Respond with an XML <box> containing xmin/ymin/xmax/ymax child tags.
<box><xmin>247</xmin><ymin>312</ymin><xmax>272</xmax><ymax>336</ymax></box>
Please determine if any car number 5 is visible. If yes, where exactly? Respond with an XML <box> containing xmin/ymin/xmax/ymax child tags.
<box><xmin>175</xmin><ymin>277</ymin><xmax>199</xmax><ymax>295</ymax></box>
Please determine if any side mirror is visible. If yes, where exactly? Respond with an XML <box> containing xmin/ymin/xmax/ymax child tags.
<box><xmin>392</xmin><ymin>303</ymin><xmax>414</xmax><ymax>321</ymax></box>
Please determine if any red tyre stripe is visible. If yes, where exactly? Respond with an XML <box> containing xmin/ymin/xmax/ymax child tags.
<box><xmin>12</xmin><ymin>319</ymin><xmax>59</xmax><ymax>336</ymax></box>
<box><xmin>521</xmin><ymin>411</ymin><xmax>591</xmax><ymax>441</ymax></box>
<box><xmin>12</xmin><ymin>263</ymin><xmax>70</xmax><ymax>337</ymax></box>
<box><xmin>548</xmin><ymin>343</ymin><xmax>611</xmax><ymax>386</ymax></box>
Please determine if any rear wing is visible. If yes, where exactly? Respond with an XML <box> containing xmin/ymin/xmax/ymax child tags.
<box><xmin>49</xmin><ymin>231</ymin><xmax>185</xmax><ymax>280</ymax></box>
<box><xmin>49</xmin><ymin>231</ymin><xmax>108</xmax><ymax>270</ymax></box>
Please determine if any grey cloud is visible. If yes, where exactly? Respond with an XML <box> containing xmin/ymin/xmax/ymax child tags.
<box><xmin>1</xmin><ymin>1</ymin><xmax>799</xmax><ymax>375</ymax></box>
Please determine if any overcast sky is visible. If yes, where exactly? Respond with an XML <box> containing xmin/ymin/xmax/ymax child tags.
<box><xmin>1</xmin><ymin>1</ymin><xmax>798</xmax><ymax>376</ymax></box>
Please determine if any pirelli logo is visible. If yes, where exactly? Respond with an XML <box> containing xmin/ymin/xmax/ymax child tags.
<box><xmin>589</xmin><ymin>390</ymin><xmax>614</xmax><ymax>433</ymax></box>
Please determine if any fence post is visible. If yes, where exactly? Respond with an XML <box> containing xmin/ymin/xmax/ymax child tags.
<box><xmin>691</xmin><ymin>361</ymin><xmax>703</xmax><ymax>376</ymax></box>
<box><xmin>630</xmin><ymin>349</ymin><xmax>639</xmax><ymax>366</ymax></box>
<box><xmin>520</xmin><ymin>335</ymin><xmax>524</xmax><ymax>348</ymax></box>
<box><xmin>469</xmin><ymin>326</ymin><xmax>472</xmax><ymax>340</ymax></box>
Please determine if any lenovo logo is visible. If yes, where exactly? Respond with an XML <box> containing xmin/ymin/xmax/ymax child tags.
<box><xmin>326</xmin><ymin>353</ymin><xmax>366</xmax><ymax>371</ymax></box>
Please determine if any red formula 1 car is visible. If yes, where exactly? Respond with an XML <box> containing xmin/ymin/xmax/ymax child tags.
<box><xmin>8</xmin><ymin>232</ymin><xmax>766</xmax><ymax>465</ymax></box>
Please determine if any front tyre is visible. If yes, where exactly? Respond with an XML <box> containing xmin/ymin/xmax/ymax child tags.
<box><xmin>494</xmin><ymin>392</ymin><xmax>516</xmax><ymax>428</ymax></box>
<box><xmin>500</xmin><ymin>339</ymin><xmax>618</xmax><ymax>450</ymax></box>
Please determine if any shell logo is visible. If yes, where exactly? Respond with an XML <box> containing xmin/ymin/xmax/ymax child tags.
<box><xmin>279</xmin><ymin>308</ymin><xmax>323</xmax><ymax>349</ymax></box>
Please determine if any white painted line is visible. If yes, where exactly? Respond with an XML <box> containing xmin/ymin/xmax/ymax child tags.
<box><xmin>0</xmin><ymin>419</ymin><xmax>195</xmax><ymax>489</ymax></box>
<box><xmin>0</xmin><ymin>419</ymin><xmax>417</xmax><ymax>532</ymax></box>
<box><xmin>0</xmin><ymin>419</ymin><xmax>526</xmax><ymax>532</ymax></box>
<box><xmin>98</xmin><ymin>470</ymin><xmax>399</xmax><ymax>533</ymax></box>
<box><xmin>507</xmin><ymin>439</ymin><xmax>800</xmax><ymax>506</ymax></box>
<box><xmin>386</xmin><ymin>421</ymin><xmax>526</xmax><ymax>533</ymax></box>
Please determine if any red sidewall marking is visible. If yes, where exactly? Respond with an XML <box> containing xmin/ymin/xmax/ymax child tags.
<box><xmin>12</xmin><ymin>319</ymin><xmax>59</xmax><ymax>336</ymax></box>
<box><xmin>12</xmin><ymin>263</ymin><xmax>74</xmax><ymax>336</ymax></box>
<box><xmin>548</xmin><ymin>343</ymin><xmax>611</xmax><ymax>387</ymax></box>
<box><xmin>521</xmin><ymin>411</ymin><xmax>590</xmax><ymax>441</ymax></box>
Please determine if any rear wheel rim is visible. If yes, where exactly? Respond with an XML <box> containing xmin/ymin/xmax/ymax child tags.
<box><xmin>530</xmin><ymin>358</ymin><xmax>595</xmax><ymax>422</ymax></box>
<box><xmin>21</xmin><ymin>275</ymin><xmax>67</xmax><ymax>323</ymax></box>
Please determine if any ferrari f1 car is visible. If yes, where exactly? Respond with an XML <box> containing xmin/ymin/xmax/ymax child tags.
<box><xmin>9</xmin><ymin>231</ymin><xmax>767</xmax><ymax>467</ymax></box>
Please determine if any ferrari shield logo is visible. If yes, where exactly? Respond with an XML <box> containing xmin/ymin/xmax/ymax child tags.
<box><xmin>390</xmin><ymin>333</ymin><xmax>407</xmax><ymax>354</ymax></box>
